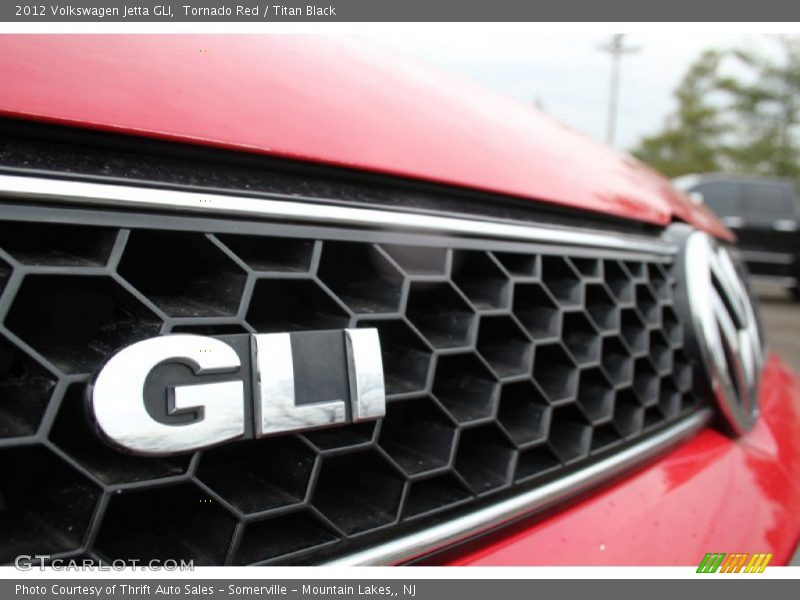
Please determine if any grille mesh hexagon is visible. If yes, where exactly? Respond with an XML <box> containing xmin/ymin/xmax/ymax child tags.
<box><xmin>0</xmin><ymin>206</ymin><xmax>699</xmax><ymax>565</ymax></box>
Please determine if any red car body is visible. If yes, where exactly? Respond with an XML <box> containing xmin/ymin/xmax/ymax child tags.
<box><xmin>0</xmin><ymin>34</ymin><xmax>798</xmax><ymax>565</ymax></box>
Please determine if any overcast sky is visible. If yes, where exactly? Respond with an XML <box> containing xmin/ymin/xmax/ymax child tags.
<box><xmin>364</xmin><ymin>31</ymin><xmax>771</xmax><ymax>151</ymax></box>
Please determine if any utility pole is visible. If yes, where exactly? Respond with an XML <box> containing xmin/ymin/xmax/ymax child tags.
<box><xmin>598</xmin><ymin>34</ymin><xmax>640</xmax><ymax>146</ymax></box>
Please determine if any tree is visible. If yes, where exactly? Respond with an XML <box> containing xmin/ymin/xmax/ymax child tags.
<box><xmin>632</xmin><ymin>50</ymin><xmax>728</xmax><ymax>177</ymax></box>
<box><xmin>717</xmin><ymin>36</ymin><xmax>800</xmax><ymax>180</ymax></box>
<box><xmin>633</xmin><ymin>36</ymin><xmax>800</xmax><ymax>184</ymax></box>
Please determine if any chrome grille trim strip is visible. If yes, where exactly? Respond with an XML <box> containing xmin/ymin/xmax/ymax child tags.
<box><xmin>0</xmin><ymin>174</ymin><xmax>676</xmax><ymax>255</ymax></box>
<box><xmin>326</xmin><ymin>410</ymin><xmax>711</xmax><ymax>565</ymax></box>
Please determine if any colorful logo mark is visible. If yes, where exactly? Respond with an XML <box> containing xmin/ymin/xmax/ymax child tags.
<box><xmin>697</xmin><ymin>553</ymin><xmax>772</xmax><ymax>573</ymax></box>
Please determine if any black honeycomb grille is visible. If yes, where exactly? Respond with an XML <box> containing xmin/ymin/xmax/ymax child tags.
<box><xmin>0</xmin><ymin>207</ymin><xmax>699</xmax><ymax>565</ymax></box>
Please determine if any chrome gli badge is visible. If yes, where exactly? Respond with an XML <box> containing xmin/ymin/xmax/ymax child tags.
<box><xmin>89</xmin><ymin>329</ymin><xmax>386</xmax><ymax>456</ymax></box>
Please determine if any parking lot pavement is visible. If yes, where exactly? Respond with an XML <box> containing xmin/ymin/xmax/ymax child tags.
<box><xmin>754</xmin><ymin>284</ymin><xmax>800</xmax><ymax>376</ymax></box>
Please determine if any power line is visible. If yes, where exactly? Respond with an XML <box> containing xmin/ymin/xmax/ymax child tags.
<box><xmin>598</xmin><ymin>34</ymin><xmax>640</xmax><ymax>146</ymax></box>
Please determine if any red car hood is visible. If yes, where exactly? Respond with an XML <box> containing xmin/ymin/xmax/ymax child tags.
<box><xmin>0</xmin><ymin>34</ymin><xmax>730</xmax><ymax>240</ymax></box>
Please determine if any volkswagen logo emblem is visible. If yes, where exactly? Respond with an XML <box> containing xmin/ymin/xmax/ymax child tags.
<box><xmin>671</xmin><ymin>225</ymin><xmax>765</xmax><ymax>434</ymax></box>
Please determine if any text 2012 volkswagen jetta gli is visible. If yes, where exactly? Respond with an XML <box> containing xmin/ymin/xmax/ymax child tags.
<box><xmin>0</xmin><ymin>35</ymin><xmax>798</xmax><ymax>567</ymax></box>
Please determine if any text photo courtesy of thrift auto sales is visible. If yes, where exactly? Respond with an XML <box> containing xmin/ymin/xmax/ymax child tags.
<box><xmin>14</xmin><ymin>583</ymin><xmax>417</xmax><ymax>598</ymax></box>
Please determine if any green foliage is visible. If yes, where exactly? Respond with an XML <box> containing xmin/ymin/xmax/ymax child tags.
<box><xmin>632</xmin><ymin>50</ymin><xmax>727</xmax><ymax>177</ymax></box>
<box><xmin>633</xmin><ymin>37</ymin><xmax>800</xmax><ymax>184</ymax></box>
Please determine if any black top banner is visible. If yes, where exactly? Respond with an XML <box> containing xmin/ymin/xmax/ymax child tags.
<box><xmin>3</xmin><ymin>0</ymin><xmax>800</xmax><ymax>22</ymax></box>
